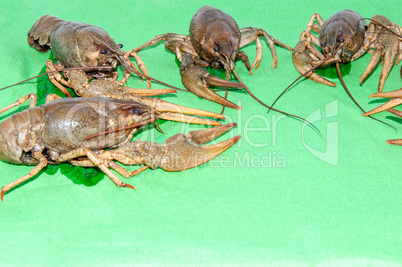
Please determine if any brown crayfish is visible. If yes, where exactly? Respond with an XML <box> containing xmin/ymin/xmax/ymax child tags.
<box><xmin>133</xmin><ymin>6</ymin><xmax>292</xmax><ymax>110</ymax></box>
<box><xmin>27</xmin><ymin>15</ymin><xmax>178</xmax><ymax>99</ymax></box>
<box><xmin>293</xmin><ymin>10</ymin><xmax>402</xmax><ymax>92</ymax></box>
<box><xmin>0</xmin><ymin>94</ymin><xmax>238</xmax><ymax>200</ymax></box>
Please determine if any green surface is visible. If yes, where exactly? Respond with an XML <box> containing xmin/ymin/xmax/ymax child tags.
<box><xmin>0</xmin><ymin>0</ymin><xmax>400</xmax><ymax>265</ymax></box>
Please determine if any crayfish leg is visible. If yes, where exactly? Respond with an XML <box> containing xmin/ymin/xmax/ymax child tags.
<box><xmin>1</xmin><ymin>154</ymin><xmax>48</xmax><ymax>201</ymax></box>
<box><xmin>57</xmin><ymin>148</ymin><xmax>136</xmax><ymax>190</ymax></box>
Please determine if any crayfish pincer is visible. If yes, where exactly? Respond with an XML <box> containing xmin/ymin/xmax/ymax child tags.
<box><xmin>27</xmin><ymin>15</ymin><xmax>176</xmax><ymax>98</ymax></box>
<box><xmin>363</xmin><ymin>87</ymin><xmax>402</xmax><ymax>145</ymax></box>
<box><xmin>0</xmin><ymin>95</ymin><xmax>236</xmax><ymax>200</ymax></box>
<box><xmin>133</xmin><ymin>6</ymin><xmax>292</xmax><ymax>109</ymax></box>
<box><xmin>363</xmin><ymin>90</ymin><xmax>402</xmax><ymax>145</ymax></box>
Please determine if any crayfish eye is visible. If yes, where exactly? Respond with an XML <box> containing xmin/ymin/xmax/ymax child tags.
<box><xmin>321</xmin><ymin>42</ymin><xmax>327</xmax><ymax>47</ymax></box>
<box><xmin>132</xmin><ymin>108</ymin><xmax>141</xmax><ymax>115</ymax></box>
<box><xmin>118</xmin><ymin>44</ymin><xmax>123</xmax><ymax>48</ymax></box>
<box><xmin>337</xmin><ymin>36</ymin><xmax>345</xmax><ymax>43</ymax></box>
<box><xmin>121</xmin><ymin>106</ymin><xmax>142</xmax><ymax>115</ymax></box>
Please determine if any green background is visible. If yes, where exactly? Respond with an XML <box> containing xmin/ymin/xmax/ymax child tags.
<box><xmin>0</xmin><ymin>0</ymin><xmax>400</xmax><ymax>265</ymax></box>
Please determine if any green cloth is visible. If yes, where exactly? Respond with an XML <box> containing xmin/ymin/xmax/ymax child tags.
<box><xmin>0</xmin><ymin>0</ymin><xmax>400</xmax><ymax>265</ymax></box>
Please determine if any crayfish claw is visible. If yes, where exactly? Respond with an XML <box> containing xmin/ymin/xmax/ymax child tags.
<box><xmin>364</xmin><ymin>88</ymin><xmax>402</xmax><ymax>116</ymax></box>
<box><xmin>369</xmin><ymin>88</ymin><xmax>402</xmax><ymax>99</ymax></box>
<box><xmin>363</xmin><ymin>98</ymin><xmax>402</xmax><ymax>116</ymax></box>
<box><xmin>180</xmin><ymin>54</ymin><xmax>244</xmax><ymax>109</ymax></box>
<box><xmin>386</xmin><ymin>139</ymin><xmax>402</xmax><ymax>145</ymax></box>
<box><xmin>292</xmin><ymin>40</ymin><xmax>337</xmax><ymax>87</ymax></box>
<box><xmin>160</xmin><ymin>123</ymin><xmax>240</xmax><ymax>171</ymax></box>
<box><xmin>186</xmin><ymin>122</ymin><xmax>238</xmax><ymax>145</ymax></box>
<box><xmin>136</xmin><ymin>97</ymin><xmax>225</xmax><ymax>126</ymax></box>
<box><xmin>388</xmin><ymin>108</ymin><xmax>402</xmax><ymax>118</ymax></box>
<box><xmin>358</xmin><ymin>15</ymin><xmax>402</xmax><ymax>92</ymax></box>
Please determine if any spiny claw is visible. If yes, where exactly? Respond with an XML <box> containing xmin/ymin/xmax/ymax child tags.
<box><xmin>369</xmin><ymin>88</ymin><xmax>402</xmax><ymax>99</ymax></box>
<box><xmin>359</xmin><ymin>44</ymin><xmax>399</xmax><ymax>93</ymax></box>
<box><xmin>363</xmin><ymin>98</ymin><xmax>402</xmax><ymax>116</ymax></box>
<box><xmin>388</xmin><ymin>108</ymin><xmax>402</xmax><ymax>118</ymax></box>
<box><xmin>363</xmin><ymin>88</ymin><xmax>402</xmax><ymax>116</ymax></box>
<box><xmin>137</xmin><ymin>97</ymin><xmax>225</xmax><ymax>126</ymax></box>
<box><xmin>386</xmin><ymin>139</ymin><xmax>402</xmax><ymax>145</ymax></box>
<box><xmin>68</xmin><ymin>71</ymin><xmax>177</xmax><ymax>98</ymax></box>
<box><xmin>180</xmin><ymin>54</ymin><xmax>245</xmax><ymax>109</ymax></box>
<box><xmin>160</xmin><ymin>123</ymin><xmax>240</xmax><ymax>171</ymax></box>
<box><xmin>157</xmin><ymin>112</ymin><xmax>222</xmax><ymax>126</ymax></box>
<box><xmin>122</xmin><ymin>88</ymin><xmax>177</xmax><ymax>97</ymax></box>
<box><xmin>292</xmin><ymin>40</ymin><xmax>337</xmax><ymax>86</ymax></box>
<box><xmin>358</xmin><ymin>15</ymin><xmax>401</xmax><ymax>92</ymax></box>
<box><xmin>71</xmin><ymin>123</ymin><xmax>240</xmax><ymax>179</ymax></box>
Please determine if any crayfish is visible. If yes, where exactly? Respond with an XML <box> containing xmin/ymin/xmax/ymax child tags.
<box><xmin>27</xmin><ymin>15</ymin><xmax>179</xmax><ymax>99</ymax></box>
<box><xmin>133</xmin><ymin>6</ymin><xmax>292</xmax><ymax>110</ymax></box>
<box><xmin>0</xmin><ymin>95</ymin><xmax>238</xmax><ymax>200</ymax></box>
<box><xmin>264</xmin><ymin>10</ymin><xmax>402</xmax><ymax>126</ymax></box>
<box><xmin>293</xmin><ymin>10</ymin><xmax>401</xmax><ymax>92</ymax></box>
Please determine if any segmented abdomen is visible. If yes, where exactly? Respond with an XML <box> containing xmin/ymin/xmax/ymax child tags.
<box><xmin>0</xmin><ymin>107</ymin><xmax>44</xmax><ymax>165</ymax></box>
<box><xmin>27</xmin><ymin>15</ymin><xmax>65</xmax><ymax>53</ymax></box>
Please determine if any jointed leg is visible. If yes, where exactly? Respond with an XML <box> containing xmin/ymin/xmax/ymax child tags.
<box><xmin>69</xmin><ymin>147</ymin><xmax>150</xmax><ymax>178</ymax></box>
<box><xmin>72</xmin><ymin>157</ymin><xmax>150</xmax><ymax>178</ymax></box>
<box><xmin>304</xmin><ymin>13</ymin><xmax>325</xmax><ymax>33</ymax></box>
<box><xmin>132</xmin><ymin>33</ymin><xmax>193</xmax><ymax>53</ymax></box>
<box><xmin>1</xmin><ymin>153</ymin><xmax>48</xmax><ymax>201</ymax></box>
<box><xmin>164</xmin><ymin>39</ymin><xmax>198</xmax><ymax>62</ymax></box>
<box><xmin>0</xmin><ymin>93</ymin><xmax>37</xmax><ymax>115</ymax></box>
<box><xmin>46</xmin><ymin>60</ymin><xmax>72</xmax><ymax>97</ymax></box>
<box><xmin>57</xmin><ymin>148</ymin><xmax>136</xmax><ymax>190</ymax></box>
<box><xmin>124</xmin><ymin>52</ymin><xmax>152</xmax><ymax>88</ymax></box>
<box><xmin>0</xmin><ymin>93</ymin><xmax>62</xmax><ymax>116</ymax></box>
<box><xmin>296</xmin><ymin>13</ymin><xmax>326</xmax><ymax>47</ymax></box>
<box><xmin>240</xmin><ymin>27</ymin><xmax>292</xmax><ymax>69</ymax></box>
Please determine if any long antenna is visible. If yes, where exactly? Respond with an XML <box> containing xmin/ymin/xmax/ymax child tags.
<box><xmin>86</xmin><ymin>118</ymin><xmax>157</xmax><ymax>140</ymax></box>
<box><xmin>0</xmin><ymin>66</ymin><xmax>114</xmax><ymax>91</ymax></box>
<box><xmin>335</xmin><ymin>62</ymin><xmax>396</xmax><ymax>130</ymax></box>
<box><xmin>266</xmin><ymin>59</ymin><xmax>330</xmax><ymax>115</ymax></box>
<box><xmin>360</xmin><ymin>18</ymin><xmax>402</xmax><ymax>39</ymax></box>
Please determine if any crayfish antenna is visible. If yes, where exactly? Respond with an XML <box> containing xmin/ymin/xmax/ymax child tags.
<box><xmin>0</xmin><ymin>66</ymin><xmax>115</xmax><ymax>91</ymax></box>
<box><xmin>360</xmin><ymin>18</ymin><xmax>402</xmax><ymax>39</ymax></box>
<box><xmin>335</xmin><ymin>62</ymin><xmax>396</xmax><ymax>130</ymax></box>
<box><xmin>267</xmin><ymin>58</ymin><xmax>339</xmax><ymax>116</ymax></box>
<box><xmin>216</xmin><ymin>69</ymin><xmax>232</xmax><ymax>120</ymax></box>
<box><xmin>242</xmin><ymin>83</ymin><xmax>323</xmax><ymax>137</ymax></box>
<box><xmin>228</xmin><ymin>66</ymin><xmax>322</xmax><ymax>136</ymax></box>
<box><xmin>86</xmin><ymin>118</ymin><xmax>157</xmax><ymax>140</ymax></box>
